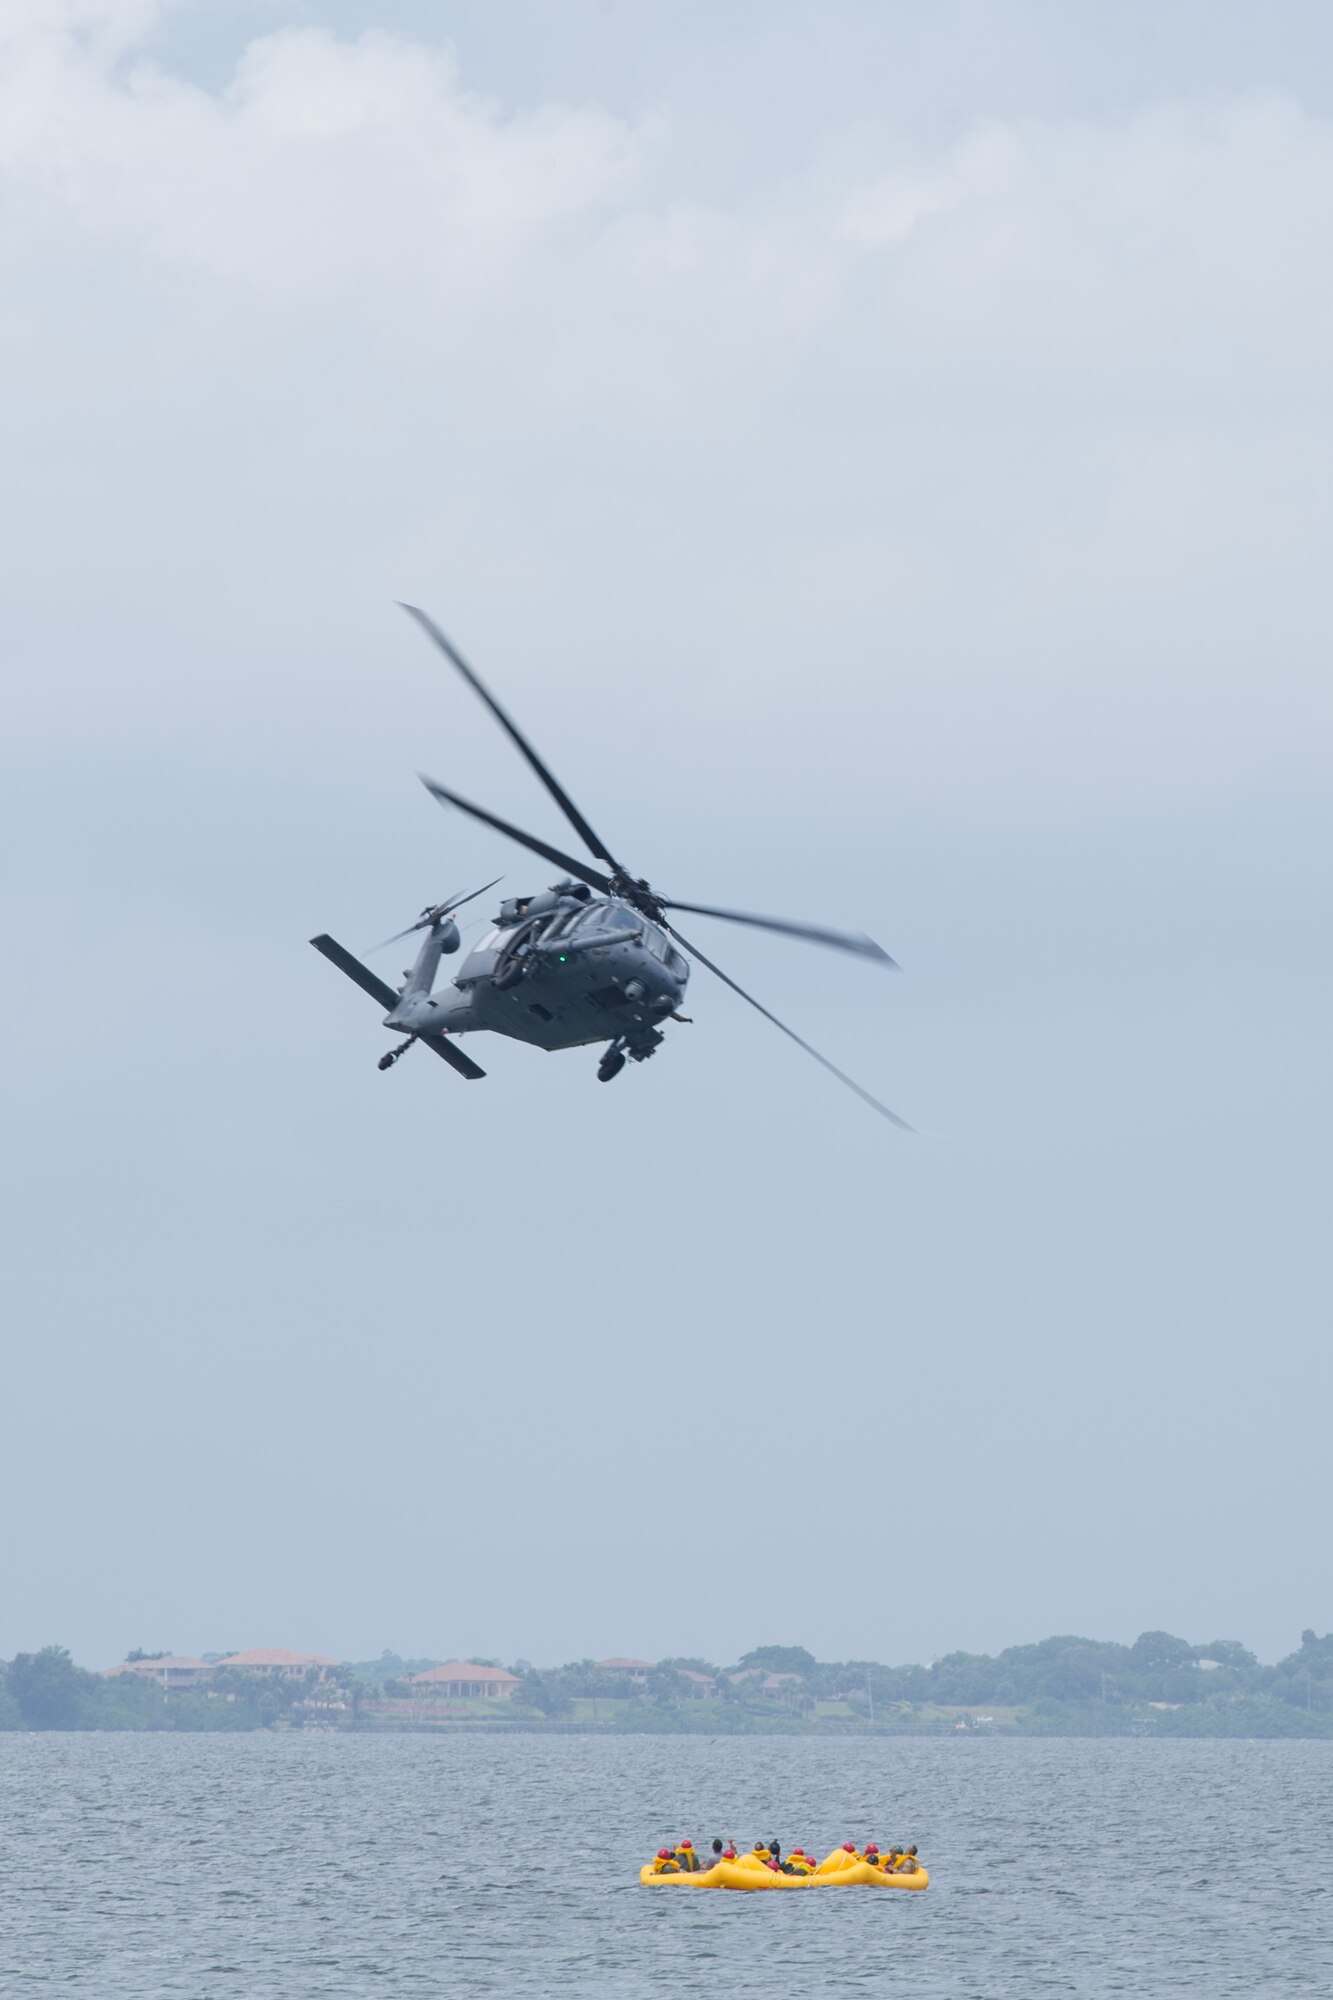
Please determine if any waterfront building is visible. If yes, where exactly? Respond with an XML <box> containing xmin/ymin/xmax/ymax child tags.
<box><xmin>214</xmin><ymin>1648</ymin><xmax>341</xmax><ymax>1677</ymax></box>
<box><xmin>407</xmin><ymin>1662</ymin><xmax>521</xmax><ymax>1699</ymax></box>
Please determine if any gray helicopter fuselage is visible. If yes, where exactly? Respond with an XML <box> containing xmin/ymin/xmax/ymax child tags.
<box><xmin>402</xmin><ymin>889</ymin><xmax>690</xmax><ymax>1053</ymax></box>
<box><xmin>313</xmin><ymin>606</ymin><xmax>907</xmax><ymax>1119</ymax></box>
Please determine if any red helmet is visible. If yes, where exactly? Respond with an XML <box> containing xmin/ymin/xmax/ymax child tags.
<box><xmin>679</xmin><ymin>1840</ymin><xmax>693</xmax><ymax>1849</ymax></box>
<box><xmin>657</xmin><ymin>1848</ymin><xmax>671</xmax><ymax>1859</ymax></box>
<box><xmin>843</xmin><ymin>1841</ymin><xmax>856</xmax><ymax>1852</ymax></box>
<box><xmin>865</xmin><ymin>1844</ymin><xmax>879</xmax><ymax>1854</ymax></box>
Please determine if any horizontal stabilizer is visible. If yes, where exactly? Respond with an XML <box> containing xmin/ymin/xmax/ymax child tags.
<box><xmin>310</xmin><ymin>934</ymin><xmax>399</xmax><ymax>1012</ymax></box>
<box><xmin>310</xmin><ymin>934</ymin><xmax>486</xmax><ymax>1081</ymax></box>
<box><xmin>417</xmin><ymin>1031</ymin><xmax>486</xmax><ymax>1081</ymax></box>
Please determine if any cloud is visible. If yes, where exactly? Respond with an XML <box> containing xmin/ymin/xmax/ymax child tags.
<box><xmin>1</xmin><ymin>16</ymin><xmax>651</xmax><ymax>284</ymax></box>
<box><xmin>3</xmin><ymin>10</ymin><xmax>1330</xmax><ymax>795</ymax></box>
<box><xmin>833</xmin><ymin>123</ymin><xmax>1024</xmax><ymax>246</ymax></box>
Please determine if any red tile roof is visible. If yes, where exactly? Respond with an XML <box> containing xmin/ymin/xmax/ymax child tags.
<box><xmin>409</xmin><ymin>1661</ymin><xmax>520</xmax><ymax>1685</ymax></box>
<box><xmin>597</xmin><ymin>1656</ymin><xmax>655</xmax><ymax>1671</ymax></box>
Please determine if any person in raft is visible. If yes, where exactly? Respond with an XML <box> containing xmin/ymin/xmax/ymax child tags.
<box><xmin>867</xmin><ymin>1844</ymin><xmax>917</xmax><ymax>1871</ymax></box>
<box><xmin>674</xmin><ymin>1840</ymin><xmax>700</xmax><ymax>1872</ymax></box>
<box><xmin>649</xmin><ymin>1849</ymin><xmax>680</xmax><ymax>1874</ymax></box>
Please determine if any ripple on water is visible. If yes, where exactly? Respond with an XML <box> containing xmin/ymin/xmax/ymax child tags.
<box><xmin>0</xmin><ymin>1733</ymin><xmax>1330</xmax><ymax>1995</ymax></box>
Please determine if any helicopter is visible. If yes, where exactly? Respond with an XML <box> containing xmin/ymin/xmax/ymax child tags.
<box><xmin>310</xmin><ymin>605</ymin><xmax>911</xmax><ymax>1127</ymax></box>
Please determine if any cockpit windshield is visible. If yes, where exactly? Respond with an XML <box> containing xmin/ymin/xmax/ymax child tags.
<box><xmin>638</xmin><ymin>923</ymin><xmax>689</xmax><ymax>981</ymax></box>
<box><xmin>580</xmin><ymin>903</ymin><xmax>641</xmax><ymax>935</ymax></box>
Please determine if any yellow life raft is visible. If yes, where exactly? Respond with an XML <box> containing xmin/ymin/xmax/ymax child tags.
<box><xmin>639</xmin><ymin>1848</ymin><xmax>929</xmax><ymax>1892</ymax></box>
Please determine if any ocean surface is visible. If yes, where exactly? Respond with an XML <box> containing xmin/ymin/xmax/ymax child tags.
<box><xmin>1</xmin><ymin>1731</ymin><xmax>1329</xmax><ymax>1996</ymax></box>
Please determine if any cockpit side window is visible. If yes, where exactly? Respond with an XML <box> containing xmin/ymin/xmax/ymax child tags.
<box><xmin>667</xmin><ymin>947</ymin><xmax>689</xmax><ymax>980</ymax></box>
<box><xmin>603</xmin><ymin>906</ymin><xmax>642</xmax><ymax>934</ymax></box>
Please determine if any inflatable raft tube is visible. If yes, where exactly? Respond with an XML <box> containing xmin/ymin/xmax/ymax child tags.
<box><xmin>813</xmin><ymin>1861</ymin><xmax>928</xmax><ymax>1890</ymax></box>
<box><xmin>639</xmin><ymin>1860</ymin><xmax>928</xmax><ymax>1892</ymax></box>
<box><xmin>640</xmin><ymin>1861</ymin><xmax>801</xmax><ymax>1889</ymax></box>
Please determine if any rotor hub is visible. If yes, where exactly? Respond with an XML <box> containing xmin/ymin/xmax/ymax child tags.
<box><xmin>611</xmin><ymin>872</ymin><xmax>666</xmax><ymax>921</ymax></box>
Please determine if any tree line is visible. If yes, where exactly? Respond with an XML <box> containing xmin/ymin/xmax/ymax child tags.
<box><xmin>505</xmin><ymin>1631</ymin><xmax>1333</xmax><ymax>1724</ymax></box>
<box><xmin>3</xmin><ymin>1629</ymin><xmax>1331</xmax><ymax>1733</ymax></box>
<box><xmin>0</xmin><ymin>1649</ymin><xmax>364</xmax><ymax>1732</ymax></box>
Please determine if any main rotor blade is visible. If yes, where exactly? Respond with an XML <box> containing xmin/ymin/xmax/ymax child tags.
<box><xmin>661</xmin><ymin>899</ymin><xmax>898</xmax><ymax>966</ymax></box>
<box><xmin>664</xmin><ymin>922</ymin><xmax>913</xmax><ymax>1131</ymax></box>
<box><xmin>419</xmin><ymin>774</ymin><xmax>613</xmax><ymax>894</ymax></box>
<box><xmin>401</xmin><ymin>604</ymin><xmax>624</xmax><ymax>872</ymax></box>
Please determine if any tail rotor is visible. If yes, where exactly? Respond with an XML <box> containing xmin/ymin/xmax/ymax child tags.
<box><xmin>366</xmin><ymin>877</ymin><xmax>502</xmax><ymax>954</ymax></box>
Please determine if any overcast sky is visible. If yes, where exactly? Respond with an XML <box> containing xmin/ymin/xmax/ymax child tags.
<box><xmin>2</xmin><ymin>0</ymin><xmax>1330</xmax><ymax>1674</ymax></box>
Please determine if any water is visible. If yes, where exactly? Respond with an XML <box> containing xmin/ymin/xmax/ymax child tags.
<box><xmin>1</xmin><ymin>1732</ymin><xmax>1329</xmax><ymax>1996</ymax></box>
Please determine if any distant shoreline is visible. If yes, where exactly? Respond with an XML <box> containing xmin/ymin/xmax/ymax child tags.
<box><xmin>5</xmin><ymin>1714</ymin><xmax>1333</xmax><ymax>1741</ymax></box>
<box><xmin>343</xmin><ymin>1712</ymin><xmax>1333</xmax><ymax>1741</ymax></box>
<box><xmin>5</xmin><ymin>1633</ymin><xmax>1331</xmax><ymax>1738</ymax></box>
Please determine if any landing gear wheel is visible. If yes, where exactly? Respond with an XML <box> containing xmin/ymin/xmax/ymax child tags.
<box><xmin>597</xmin><ymin>1047</ymin><xmax>626</xmax><ymax>1082</ymax></box>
